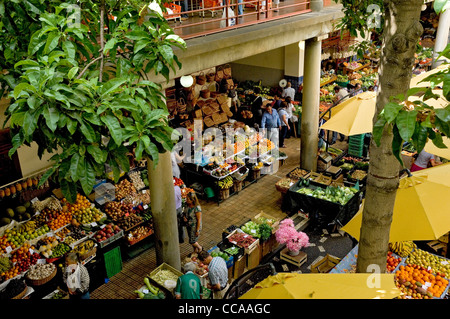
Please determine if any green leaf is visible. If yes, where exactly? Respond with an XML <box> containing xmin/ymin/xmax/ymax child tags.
<box><xmin>109</xmin><ymin>158</ymin><xmax>121</xmax><ymax>183</ymax></box>
<box><xmin>23</xmin><ymin>109</ymin><xmax>40</xmax><ymax>139</ymax></box>
<box><xmin>431</xmin><ymin>132</ymin><xmax>447</xmax><ymax>149</ymax></box>
<box><xmin>43</xmin><ymin>31</ymin><xmax>61</xmax><ymax>54</ymax></box>
<box><xmin>60</xmin><ymin>178</ymin><xmax>78</xmax><ymax>203</ymax></box>
<box><xmin>383</xmin><ymin>102</ymin><xmax>404</xmax><ymax>124</ymax></box>
<box><xmin>78</xmin><ymin>119</ymin><xmax>96</xmax><ymax>142</ymax></box>
<box><xmin>79</xmin><ymin>159</ymin><xmax>96</xmax><ymax>195</ymax></box>
<box><xmin>135</xmin><ymin>139</ymin><xmax>145</xmax><ymax>161</ymax></box>
<box><xmin>100</xmin><ymin>114</ymin><xmax>123</xmax><ymax>145</ymax></box>
<box><xmin>434</xmin><ymin>0</ymin><xmax>448</xmax><ymax>13</ymax></box>
<box><xmin>87</xmin><ymin>145</ymin><xmax>105</xmax><ymax>164</ymax></box>
<box><xmin>411</xmin><ymin>124</ymin><xmax>428</xmax><ymax>153</ymax></box>
<box><xmin>8</xmin><ymin>132</ymin><xmax>24</xmax><ymax>158</ymax></box>
<box><xmin>100</xmin><ymin>78</ymin><xmax>127</xmax><ymax>97</ymax></box>
<box><xmin>37</xmin><ymin>166</ymin><xmax>56</xmax><ymax>188</ymax></box>
<box><xmin>42</xmin><ymin>107</ymin><xmax>59</xmax><ymax>132</ymax></box>
<box><xmin>103</xmin><ymin>38</ymin><xmax>117</xmax><ymax>54</ymax></box>
<box><xmin>67</xmin><ymin>117</ymin><xmax>77</xmax><ymax>135</ymax></box>
<box><xmin>395</xmin><ymin>110</ymin><xmax>418</xmax><ymax>141</ymax></box>
<box><xmin>62</xmin><ymin>41</ymin><xmax>76</xmax><ymax>60</ymax></box>
<box><xmin>372</xmin><ymin>116</ymin><xmax>386</xmax><ymax>147</ymax></box>
<box><xmin>435</xmin><ymin>108</ymin><xmax>450</xmax><ymax>123</ymax></box>
<box><xmin>134</xmin><ymin>39</ymin><xmax>151</xmax><ymax>53</ymax></box>
<box><xmin>13</xmin><ymin>83</ymin><xmax>34</xmax><ymax>99</ymax></box>
<box><xmin>68</xmin><ymin>66</ymin><xmax>79</xmax><ymax>80</ymax></box>
<box><xmin>70</xmin><ymin>153</ymin><xmax>83</xmax><ymax>182</ymax></box>
<box><xmin>392</xmin><ymin>125</ymin><xmax>404</xmax><ymax>166</ymax></box>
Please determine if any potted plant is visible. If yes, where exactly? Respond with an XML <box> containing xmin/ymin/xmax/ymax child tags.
<box><xmin>275</xmin><ymin>219</ymin><xmax>309</xmax><ymax>256</ymax></box>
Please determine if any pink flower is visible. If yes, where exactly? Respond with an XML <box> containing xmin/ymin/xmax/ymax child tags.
<box><xmin>275</xmin><ymin>219</ymin><xmax>309</xmax><ymax>251</ymax></box>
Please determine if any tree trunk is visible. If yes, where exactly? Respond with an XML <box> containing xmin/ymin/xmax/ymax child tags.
<box><xmin>356</xmin><ymin>0</ymin><xmax>424</xmax><ymax>273</ymax></box>
<box><xmin>147</xmin><ymin>152</ymin><xmax>181</xmax><ymax>271</ymax></box>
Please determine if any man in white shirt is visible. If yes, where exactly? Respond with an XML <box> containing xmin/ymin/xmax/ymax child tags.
<box><xmin>282</xmin><ymin>82</ymin><xmax>296</xmax><ymax>101</ymax></box>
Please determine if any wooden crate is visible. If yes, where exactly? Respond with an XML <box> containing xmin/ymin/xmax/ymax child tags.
<box><xmin>280</xmin><ymin>247</ymin><xmax>307</xmax><ymax>267</ymax></box>
<box><xmin>233</xmin><ymin>255</ymin><xmax>246</xmax><ymax>279</ymax></box>
<box><xmin>310</xmin><ymin>254</ymin><xmax>341</xmax><ymax>273</ymax></box>
<box><xmin>246</xmin><ymin>242</ymin><xmax>261</xmax><ymax>270</ymax></box>
<box><xmin>252</xmin><ymin>212</ymin><xmax>280</xmax><ymax>232</ymax></box>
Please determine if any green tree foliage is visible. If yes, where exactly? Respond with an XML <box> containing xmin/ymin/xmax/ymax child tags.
<box><xmin>2</xmin><ymin>0</ymin><xmax>186</xmax><ymax>202</ymax></box>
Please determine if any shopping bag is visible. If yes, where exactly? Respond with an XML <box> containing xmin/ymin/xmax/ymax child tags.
<box><xmin>220</xmin><ymin>7</ymin><xmax>235</xmax><ymax>28</ymax></box>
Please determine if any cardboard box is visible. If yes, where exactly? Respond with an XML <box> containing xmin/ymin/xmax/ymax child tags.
<box><xmin>233</xmin><ymin>255</ymin><xmax>246</xmax><ymax>279</ymax></box>
<box><xmin>246</xmin><ymin>242</ymin><xmax>260</xmax><ymax>270</ymax></box>
<box><xmin>310</xmin><ymin>254</ymin><xmax>341</xmax><ymax>273</ymax></box>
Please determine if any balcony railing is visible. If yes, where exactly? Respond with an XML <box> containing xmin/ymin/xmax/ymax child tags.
<box><xmin>163</xmin><ymin>0</ymin><xmax>314</xmax><ymax>39</ymax></box>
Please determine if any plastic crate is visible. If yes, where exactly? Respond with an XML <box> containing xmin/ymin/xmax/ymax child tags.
<box><xmin>348</xmin><ymin>148</ymin><xmax>363</xmax><ymax>157</ymax></box>
<box><xmin>104</xmin><ymin>246</ymin><xmax>122</xmax><ymax>278</ymax></box>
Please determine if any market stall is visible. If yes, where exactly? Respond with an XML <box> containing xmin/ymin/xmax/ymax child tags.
<box><xmin>0</xmin><ymin>165</ymin><xmax>156</xmax><ymax>299</ymax></box>
<box><xmin>330</xmin><ymin>243</ymin><xmax>450</xmax><ymax>299</ymax></box>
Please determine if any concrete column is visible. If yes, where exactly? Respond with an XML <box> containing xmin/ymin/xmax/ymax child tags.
<box><xmin>147</xmin><ymin>151</ymin><xmax>181</xmax><ymax>271</ymax></box>
<box><xmin>310</xmin><ymin>0</ymin><xmax>323</xmax><ymax>12</ymax></box>
<box><xmin>284</xmin><ymin>41</ymin><xmax>305</xmax><ymax>79</ymax></box>
<box><xmin>301</xmin><ymin>37</ymin><xmax>322</xmax><ymax>171</ymax></box>
<box><xmin>432</xmin><ymin>3</ymin><xmax>450</xmax><ymax>68</ymax></box>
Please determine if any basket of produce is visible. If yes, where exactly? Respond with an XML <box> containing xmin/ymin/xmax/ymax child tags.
<box><xmin>25</xmin><ymin>263</ymin><xmax>57</xmax><ymax>286</ymax></box>
<box><xmin>348</xmin><ymin>169</ymin><xmax>368</xmax><ymax>183</ymax></box>
<box><xmin>287</xmin><ymin>167</ymin><xmax>311</xmax><ymax>180</ymax></box>
<box><xmin>46</xmin><ymin>242</ymin><xmax>71</xmax><ymax>263</ymax></box>
<box><xmin>275</xmin><ymin>177</ymin><xmax>296</xmax><ymax>194</ymax></box>
<box><xmin>231</xmin><ymin>166</ymin><xmax>249</xmax><ymax>181</ymax></box>
<box><xmin>0</xmin><ymin>278</ymin><xmax>28</xmax><ymax>299</ymax></box>
<box><xmin>148</xmin><ymin>262</ymin><xmax>183</xmax><ymax>293</ymax></box>
<box><xmin>226</xmin><ymin>229</ymin><xmax>258</xmax><ymax>253</ymax></box>
<box><xmin>73</xmin><ymin>239</ymin><xmax>97</xmax><ymax>261</ymax></box>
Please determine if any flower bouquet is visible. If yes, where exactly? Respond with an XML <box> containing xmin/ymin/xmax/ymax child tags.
<box><xmin>275</xmin><ymin>219</ymin><xmax>309</xmax><ymax>256</ymax></box>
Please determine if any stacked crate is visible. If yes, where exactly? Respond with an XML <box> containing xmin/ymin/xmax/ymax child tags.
<box><xmin>348</xmin><ymin>134</ymin><xmax>365</xmax><ymax>157</ymax></box>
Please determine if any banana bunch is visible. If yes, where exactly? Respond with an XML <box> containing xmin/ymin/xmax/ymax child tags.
<box><xmin>74</xmin><ymin>240</ymin><xmax>96</xmax><ymax>256</ymax></box>
<box><xmin>18</xmin><ymin>220</ymin><xmax>36</xmax><ymax>232</ymax></box>
<box><xmin>218</xmin><ymin>176</ymin><xmax>233</xmax><ymax>189</ymax></box>
<box><xmin>389</xmin><ymin>241</ymin><xmax>417</xmax><ymax>257</ymax></box>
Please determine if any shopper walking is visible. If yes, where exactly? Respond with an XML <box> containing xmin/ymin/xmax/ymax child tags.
<box><xmin>278</xmin><ymin>101</ymin><xmax>289</xmax><ymax>148</ymax></box>
<box><xmin>175</xmin><ymin>262</ymin><xmax>204</xmax><ymax>299</ymax></box>
<box><xmin>175</xmin><ymin>184</ymin><xmax>185</xmax><ymax>244</ymax></box>
<box><xmin>284</xmin><ymin>96</ymin><xmax>295</xmax><ymax>138</ymax></box>
<box><xmin>282</xmin><ymin>81</ymin><xmax>296</xmax><ymax>101</ymax></box>
<box><xmin>260</xmin><ymin>104</ymin><xmax>281</xmax><ymax>143</ymax></box>
<box><xmin>183</xmin><ymin>192</ymin><xmax>202</xmax><ymax>253</ymax></box>
<box><xmin>63</xmin><ymin>252</ymin><xmax>90</xmax><ymax>299</ymax></box>
<box><xmin>198</xmin><ymin>250</ymin><xmax>229</xmax><ymax>299</ymax></box>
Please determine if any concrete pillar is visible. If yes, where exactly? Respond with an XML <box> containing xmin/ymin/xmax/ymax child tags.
<box><xmin>310</xmin><ymin>0</ymin><xmax>323</xmax><ymax>12</ymax></box>
<box><xmin>147</xmin><ymin>151</ymin><xmax>181</xmax><ymax>271</ymax></box>
<box><xmin>432</xmin><ymin>3</ymin><xmax>450</xmax><ymax>68</ymax></box>
<box><xmin>284</xmin><ymin>41</ymin><xmax>305</xmax><ymax>79</ymax></box>
<box><xmin>301</xmin><ymin>37</ymin><xmax>322</xmax><ymax>171</ymax></box>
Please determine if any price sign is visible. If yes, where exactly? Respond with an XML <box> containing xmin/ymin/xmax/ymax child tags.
<box><xmin>91</xmin><ymin>222</ymin><xmax>98</xmax><ymax>227</ymax></box>
<box><xmin>5</xmin><ymin>246</ymin><xmax>12</xmax><ymax>254</ymax></box>
<box><xmin>37</xmin><ymin>259</ymin><xmax>46</xmax><ymax>264</ymax></box>
<box><xmin>143</xmin><ymin>205</ymin><xmax>148</xmax><ymax>210</ymax></box>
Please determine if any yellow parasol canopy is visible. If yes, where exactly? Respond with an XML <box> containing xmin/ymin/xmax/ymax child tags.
<box><xmin>239</xmin><ymin>272</ymin><xmax>401</xmax><ymax>299</ymax></box>
<box><xmin>320</xmin><ymin>92</ymin><xmax>376</xmax><ymax>136</ymax></box>
<box><xmin>341</xmin><ymin>163</ymin><xmax>450</xmax><ymax>242</ymax></box>
<box><xmin>410</xmin><ymin>64</ymin><xmax>449</xmax><ymax>88</ymax></box>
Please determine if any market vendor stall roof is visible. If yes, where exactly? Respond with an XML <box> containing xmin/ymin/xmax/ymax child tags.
<box><xmin>341</xmin><ymin>163</ymin><xmax>450</xmax><ymax>242</ymax></box>
<box><xmin>239</xmin><ymin>272</ymin><xmax>401</xmax><ymax>299</ymax></box>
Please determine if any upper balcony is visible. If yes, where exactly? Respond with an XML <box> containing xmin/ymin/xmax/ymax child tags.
<box><xmin>164</xmin><ymin>0</ymin><xmax>335</xmax><ymax>40</ymax></box>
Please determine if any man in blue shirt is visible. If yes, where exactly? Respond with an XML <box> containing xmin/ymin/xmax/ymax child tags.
<box><xmin>198</xmin><ymin>250</ymin><xmax>229</xmax><ymax>299</ymax></box>
<box><xmin>261</xmin><ymin>104</ymin><xmax>281</xmax><ymax>143</ymax></box>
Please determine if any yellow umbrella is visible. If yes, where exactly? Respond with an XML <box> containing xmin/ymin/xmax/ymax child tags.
<box><xmin>341</xmin><ymin>163</ymin><xmax>450</xmax><ymax>242</ymax></box>
<box><xmin>239</xmin><ymin>272</ymin><xmax>401</xmax><ymax>299</ymax></box>
<box><xmin>424</xmin><ymin>136</ymin><xmax>450</xmax><ymax>160</ymax></box>
<box><xmin>320</xmin><ymin>92</ymin><xmax>376</xmax><ymax>136</ymax></box>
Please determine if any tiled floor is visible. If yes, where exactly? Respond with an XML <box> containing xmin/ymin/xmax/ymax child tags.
<box><xmin>90</xmin><ymin>135</ymin><xmax>348</xmax><ymax>299</ymax></box>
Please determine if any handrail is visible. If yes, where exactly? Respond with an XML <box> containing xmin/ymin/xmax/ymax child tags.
<box><xmin>163</xmin><ymin>0</ymin><xmax>312</xmax><ymax>40</ymax></box>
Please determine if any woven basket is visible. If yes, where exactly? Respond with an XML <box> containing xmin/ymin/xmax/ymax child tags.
<box><xmin>200</xmin><ymin>85</ymin><xmax>210</xmax><ymax>99</ymax></box>
<box><xmin>12</xmin><ymin>285</ymin><xmax>28</xmax><ymax>299</ymax></box>
<box><xmin>26</xmin><ymin>266</ymin><xmax>57</xmax><ymax>286</ymax></box>
<box><xmin>232</xmin><ymin>180</ymin><xmax>243</xmax><ymax>193</ymax></box>
<box><xmin>202</xmin><ymin>105</ymin><xmax>213</xmax><ymax>116</ymax></box>
<box><xmin>196</xmin><ymin>72</ymin><xmax>206</xmax><ymax>85</ymax></box>
<box><xmin>79</xmin><ymin>246</ymin><xmax>97</xmax><ymax>261</ymax></box>
<box><xmin>206</xmin><ymin>72</ymin><xmax>215</xmax><ymax>82</ymax></box>
<box><xmin>223</xmin><ymin>64</ymin><xmax>232</xmax><ymax>79</ymax></box>
<box><xmin>215</xmin><ymin>66</ymin><xmax>224</xmax><ymax>82</ymax></box>
<box><xmin>194</xmin><ymin>109</ymin><xmax>203</xmax><ymax>119</ymax></box>
<box><xmin>212</xmin><ymin>112</ymin><xmax>222</xmax><ymax>124</ymax></box>
<box><xmin>219</xmin><ymin>188</ymin><xmax>230</xmax><ymax>200</ymax></box>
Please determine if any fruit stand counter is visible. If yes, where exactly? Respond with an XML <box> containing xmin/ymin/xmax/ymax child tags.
<box><xmin>281</xmin><ymin>179</ymin><xmax>361</xmax><ymax>228</ymax></box>
<box><xmin>331</xmin><ymin>244</ymin><xmax>450</xmax><ymax>299</ymax></box>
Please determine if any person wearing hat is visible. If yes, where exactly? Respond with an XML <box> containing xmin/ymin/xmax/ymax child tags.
<box><xmin>175</xmin><ymin>262</ymin><xmax>204</xmax><ymax>299</ymax></box>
